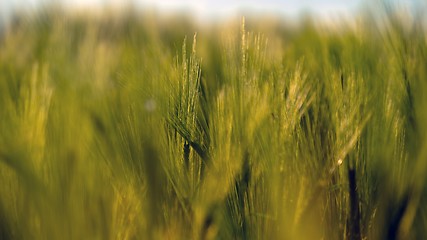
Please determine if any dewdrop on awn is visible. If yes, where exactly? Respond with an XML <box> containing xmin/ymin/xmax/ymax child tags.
<box><xmin>329</xmin><ymin>158</ymin><xmax>344</xmax><ymax>174</ymax></box>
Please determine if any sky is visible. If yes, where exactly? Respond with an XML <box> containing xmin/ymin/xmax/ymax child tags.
<box><xmin>0</xmin><ymin>0</ymin><xmax>362</xmax><ymax>20</ymax></box>
<box><xmin>0</xmin><ymin>0</ymin><xmax>425</xmax><ymax>24</ymax></box>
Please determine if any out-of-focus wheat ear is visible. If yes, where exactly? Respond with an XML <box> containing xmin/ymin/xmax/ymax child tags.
<box><xmin>141</xmin><ymin>140</ymin><xmax>166</xmax><ymax>239</ymax></box>
<box><xmin>347</xmin><ymin>166</ymin><xmax>361</xmax><ymax>240</ymax></box>
<box><xmin>386</xmin><ymin>190</ymin><xmax>410</xmax><ymax>240</ymax></box>
<box><xmin>0</xmin><ymin>202</ymin><xmax>13</xmax><ymax>240</ymax></box>
<box><xmin>233</xmin><ymin>151</ymin><xmax>251</xmax><ymax>239</ymax></box>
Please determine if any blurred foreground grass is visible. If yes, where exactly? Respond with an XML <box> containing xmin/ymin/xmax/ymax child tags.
<box><xmin>1</xmin><ymin>4</ymin><xmax>427</xmax><ymax>240</ymax></box>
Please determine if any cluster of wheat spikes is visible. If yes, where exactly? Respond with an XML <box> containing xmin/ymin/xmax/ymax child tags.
<box><xmin>0</xmin><ymin>4</ymin><xmax>427</xmax><ymax>240</ymax></box>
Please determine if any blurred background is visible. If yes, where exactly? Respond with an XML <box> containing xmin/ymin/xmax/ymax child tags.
<box><xmin>1</xmin><ymin>0</ymin><xmax>427</xmax><ymax>239</ymax></box>
<box><xmin>1</xmin><ymin>0</ymin><xmax>425</xmax><ymax>24</ymax></box>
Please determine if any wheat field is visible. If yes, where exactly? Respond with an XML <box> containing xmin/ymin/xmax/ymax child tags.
<box><xmin>0</xmin><ymin>3</ymin><xmax>427</xmax><ymax>240</ymax></box>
